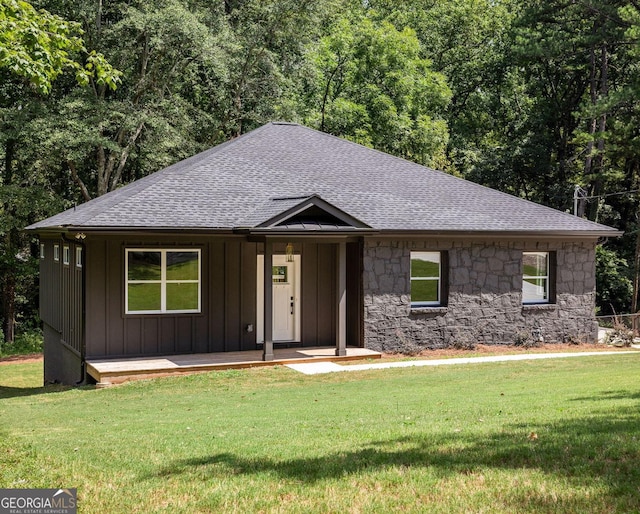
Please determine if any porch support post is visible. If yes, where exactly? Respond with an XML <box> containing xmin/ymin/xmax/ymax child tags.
<box><xmin>336</xmin><ymin>241</ymin><xmax>347</xmax><ymax>356</ymax></box>
<box><xmin>263</xmin><ymin>240</ymin><xmax>274</xmax><ymax>361</ymax></box>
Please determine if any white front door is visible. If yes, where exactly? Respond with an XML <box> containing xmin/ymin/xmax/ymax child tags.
<box><xmin>257</xmin><ymin>254</ymin><xmax>300</xmax><ymax>342</ymax></box>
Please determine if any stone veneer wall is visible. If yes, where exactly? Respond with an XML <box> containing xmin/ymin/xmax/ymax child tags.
<box><xmin>363</xmin><ymin>239</ymin><xmax>598</xmax><ymax>353</ymax></box>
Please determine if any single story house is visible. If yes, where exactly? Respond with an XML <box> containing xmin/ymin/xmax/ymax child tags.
<box><xmin>27</xmin><ymin>122</ymin><xmax>619</xmax><ymax>384</ymax></box>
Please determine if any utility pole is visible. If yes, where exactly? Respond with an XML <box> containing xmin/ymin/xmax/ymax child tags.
<box><xmin>573</xmin><ymin>185</ymin><xmax>587</xmax><ymax>217</ymax></box>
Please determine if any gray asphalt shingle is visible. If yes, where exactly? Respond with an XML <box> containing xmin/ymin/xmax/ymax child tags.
<box><xmin>27</xmin><ymin>122</ymin><xmax>618</xmax><ymax>235</ymax></box>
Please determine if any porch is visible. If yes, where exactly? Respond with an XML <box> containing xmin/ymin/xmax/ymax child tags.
<box><xmin>86</xmin><ymin>346</ymin><xmax>381</xmax><ymax>387</ymax></box>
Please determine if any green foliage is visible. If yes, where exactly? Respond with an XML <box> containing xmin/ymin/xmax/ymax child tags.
<box><xmin>0</xmin><ymin>328</ymin><xmax>42</xmax><ymax>356</ymax></box>
<box><xmin>0</xmin><ymin>0</ymin><xmax>120</xmax><ymax>93</ymax></box>
<box><xmin>304</xmin><ymin>12</ymin><xmax>452</xmax><ymax>168</ymax></box>
<box><xmin>372</xmin><ymin>0</ymin><xmax>516</xmax><ymax>178</ymax></box>
<box><xmin>3</xmin><ymin>0</ymin><xmax>640</xmax><ymax>332</ymax></box>
<box><xmin>596</xmin><ymin>245</ymin><xmax>633</xmax><ymax>315</ymax></box>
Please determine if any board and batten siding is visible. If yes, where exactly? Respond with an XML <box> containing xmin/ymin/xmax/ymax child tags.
<box><xmin>39</xmin><ymin>239</ymin><xmax>62</xmax><ymax>333</ymax></box>
<box><xmin>40</xmin><ymin>238</ymin><xmax>84</xmax><ymax>384</ymax></box>
<box><xmin>84</xmin><ymin>236</ymin><xmax>357</xmax><ymax>359</ymax></box>
<box><xmin>300</xmin><ymin>242</ymin><xmax>336</xmax><ymax>346</ymax></box>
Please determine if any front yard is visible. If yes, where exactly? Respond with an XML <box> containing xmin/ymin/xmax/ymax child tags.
<box><xmin>1</xmin><ymin>353</ymin><xmax>639</xmax><ymax>513</ymax></box>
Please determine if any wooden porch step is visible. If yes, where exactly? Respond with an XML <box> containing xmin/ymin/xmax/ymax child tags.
<box><xmin>86</xmin><ymin>347</ymin><xmax>381</xmax><ymax>387</ymax></box>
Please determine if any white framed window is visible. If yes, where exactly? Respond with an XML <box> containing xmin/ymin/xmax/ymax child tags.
<box><xmin>125</xmin><ymin>249</ymin><xmax>201</xmax><ymax>314</ymax></box>
<box><xmin>40</xmin><ymin>243</ymin><xmax>45</xmax><ymax>259</ymax></box>
<box><xmin>523</xmin><ymin>252</ymin><xmax>549</xmax><ymax>303</ymax></box>
<box><xmin>411</xmin><ymin>251</ymin><xmax>441</xmax><ymax>306</ymax></box>
<box><xmin>53</xmin><ymin>244</ymin><xmax>60</xmax><ymax>262</ymax></box>
<box><xmin>76</xmin><ymin>247</ymin><xmax>83</xmax><ymax>268</ymax></box>
<box><xmin>63</xmin><ymin>245</ymin><xmax>70</xmax><ymax>266</ymax></box>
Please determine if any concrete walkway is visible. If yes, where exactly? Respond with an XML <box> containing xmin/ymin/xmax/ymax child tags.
<box><xmin>286</xmin><ymin>349</ymin><xmax>640</xmax><ymax>375</ymax></box>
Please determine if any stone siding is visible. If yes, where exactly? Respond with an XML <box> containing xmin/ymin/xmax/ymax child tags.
<box><xmin>363</xmin><ymin>239</ymin><xmax>598</xmax><ymax>353</ymax></box>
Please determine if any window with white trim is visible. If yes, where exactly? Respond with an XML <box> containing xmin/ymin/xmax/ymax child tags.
<box><xmin>54</xmin><ymin>244</ymin><xmax>60</xmax><ymax>262</ymax></box>
<box><xmin>63</xmin><ymin>246</ymin><xmax>70</xmax><ymax>266</ymax></box>
<box><xmin>40</xmin><ymin>243</ymin><xmax>45</xmax><ymax>259</ymax></box>
<box><xmin>523</xmin><ymin>252</ymin><xmax>549</xmax><ymax>303</ymax></box>
<box><xmin>76</xmin><ymin>247</ymin><xmax>83</xmax><ymax>268</ymax></box>
<box><xmin>411</xmin><ymin>251</ymin><xmax>441</xmax><ymax>306</ymax></box>
<box><xmin>125</xmin><ymin>249</ymin><xmax>201</xmax><ymax>314</ymax></box>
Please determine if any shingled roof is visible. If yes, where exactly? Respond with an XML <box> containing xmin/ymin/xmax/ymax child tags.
<box><xmin>28</xmin><ymin>122</ymin><xmax>618</xmax><ymax>236</ymax></box>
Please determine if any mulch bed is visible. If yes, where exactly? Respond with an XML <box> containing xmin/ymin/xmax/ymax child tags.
<box><xmin>382</xmin><ymin>342</ymin><xmax>633</xmax><ymax>360</ymax></box>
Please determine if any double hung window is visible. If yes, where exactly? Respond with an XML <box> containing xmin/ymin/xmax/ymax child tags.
<box><xmin>125</xmin><ymin>249</ymin><xmax>201</xmax><ymax>314</ymax></box>
<box><xmin>522</xmin><ymin>252</ymin><xmax>550</xmax><ymax>303</ymax></box>
<box><xmin>410</xmin><ymin>251</ymin><xmax>442</xmax><ymax>307</ymax></box>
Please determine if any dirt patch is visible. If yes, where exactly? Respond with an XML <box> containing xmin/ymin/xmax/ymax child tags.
<box><xmin>382</xmin><ymin>342</ymin><xmax>632</xmax><ymax>360</ymax></box>
<box><xmin>0</xmin><ymin>353</ymin><xmax>43</xmax><ymax>365</ymax></box>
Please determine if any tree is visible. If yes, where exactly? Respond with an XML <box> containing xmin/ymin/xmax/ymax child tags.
<box><xmin>221</xmin><ymin>0</ymin><xmax>334</xmax><ymax>137</ymax></box>
<box><xmin>303</xmin><ymin>12</ymin><xmax>451</xmax><ymax>168</ymax></box>
<box><xmin>596</xmin><ymin>245</ymin><xmax>633</xmax><ymax>315</ymax></box>
<box><xmin>45</xmin><ymin>0</ymin><xmax>229</xmax><ymax>199</ymax></box>
<box><xmin>370</xmin><ymin>0</ymin><xmax>515</xmax><ymax>177</ymax></box>
<box><xmin>0</xmin><ymin>0</ymin><xmax>119</xmax><ymax>93</ymax></box>
<box><xmin>0</xmin><ymin>0</ymin><xmax>119</xmax><ymax>344</ymax></box>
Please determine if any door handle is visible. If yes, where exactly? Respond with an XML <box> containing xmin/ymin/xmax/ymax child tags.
<box><xmin>290</xmin><ymin>302</ymin><xmax>294</xmax><ymax>314</ymax></box>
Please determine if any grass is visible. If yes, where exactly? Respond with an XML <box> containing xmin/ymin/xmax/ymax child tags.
<box><xmin>1</xmin><ymin>355</ymin><xmax>639</xmax><ymax>513</ymax></box>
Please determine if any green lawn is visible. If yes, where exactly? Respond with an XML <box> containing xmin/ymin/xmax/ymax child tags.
<box><xmin>1</xmin><ymin>355</ymin><xmax>639</xmax><ymax>513</ymax></box>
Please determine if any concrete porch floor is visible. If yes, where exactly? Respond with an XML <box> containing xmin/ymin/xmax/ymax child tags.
<box><xmin>86</xmin><ymin>347</ymin><xmax>381</xmax><ymax>386</ymax></box>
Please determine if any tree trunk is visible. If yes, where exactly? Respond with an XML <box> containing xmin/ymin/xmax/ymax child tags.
<box><xmin>68</xmin><ymin>160</ymin><xmax>92</xmax><ymax>202</ymax></box>
<box><xmin>583</xmin><ymin>27</ymin><xmax>598</xmax><ymax>219</ymax></box>
<box><xmin>1</xmin><ymin>275</ymin><xmax>16</xmax><ymax>344</ymax></box>
<box><xmin>633</xmin><ymin>222</ymin><xmax>640</xmax><ymax>315</ymax></box>
<box><xmin>1</xmin><ymin>139</ymin><xmax>16</xmax><ymax>344</ymax></box>
<box><xmin>586</xmin><ymin>39</ymin><xmax>609</xmax><ymax>221</ymax></box>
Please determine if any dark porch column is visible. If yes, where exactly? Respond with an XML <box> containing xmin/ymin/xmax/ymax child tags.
<box><xmin>263</xmin><ymin>241</ymin><xmax>274</xmax><ymax>361</ymax></box>
<box><xmin>336</xmin><ymin>241</ymin><xmax>347</xmax><ymax>356</ymax></box>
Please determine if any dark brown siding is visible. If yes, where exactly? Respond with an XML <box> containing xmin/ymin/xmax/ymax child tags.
<box><xmin>301</xmin><ymin>243</ymin><xmax>336</xmax><ymax>346</ymax></box>
<box><xmin>43</xmin><ymin>233</ymin><xmax>363</xmax><ymax>380</ymax></box>
<box><xmin>224</xmin><ymin>242</ymin><xmax>241</xmax><ymax>351</ymax></box>
<box><xmin>208</xmin><ymin>241</ymin><xmax>226</xmax><ymax>352</ymax></box>
<box><xmin>82</xmin><ymin>235</ymin><xmax>359</xmax><ymax>358</ymax></box>
<box><xmin>39</xmin><ymin>239</ymin><xmax>62</xmax><ymax>331</ymax></box>
<box><xmin>85</xmin><ymin>236</ymin><xmax>259</xmax><ymax>358</ymax></box>
<box><xmin>241</xmin><ymin>244</ymin><xmax>258</xmax><ymax>350</ymax></box>
<box><xmin>40</xmin><ymin>237</ymin><xmax>84</xmax><ymax>384</ymax></box>
<box><xmin>69</xmin><ymin>244</ymin><xmax>83</xmax><ymax>354</ymax></box>
<box><xmin>43</xmin><ymin>323</ymin><xmax>82</xmax><ymax>384</ymax></box>
<box><xmin>346</xmin><ymin>241</ymin><xmax>363</xmax><ymax>347</ymax></box>
<box><xmin>57</xmin><ymin>241</ymin><xmax>83</xmax><ymax>354</ymax></box>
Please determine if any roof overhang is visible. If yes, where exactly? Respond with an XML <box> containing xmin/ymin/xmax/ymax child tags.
<box><xmin>373</xmin><ymin>229</ymin><xmax>623</xmax><ymax>240</ymax></box>
<box><xmin>27</xmin><ymin>226</ymin><xmax>620</xmax><ymax>240</ymax></box>
<box><xmin>28</xmin><ymin>226</ymin><xmax>238</xmax><ymax>237</ymax></box>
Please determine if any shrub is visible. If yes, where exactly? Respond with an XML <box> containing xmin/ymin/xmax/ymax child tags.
<box><xmin>513</xmin><ymin>331</ymin><xmax>541</xmax><ymax>348</ymax></box>
<box><xmin>0</xmin><ymin>329</ymin><xmax>43</xmax><ymax>357</ymax></box>
<box><xmin>452</xmin><ymin>337</ymin><xmax>477</xmax><ymax>350</ymax></box>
